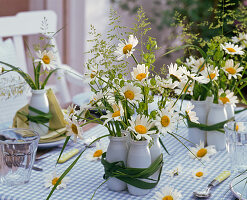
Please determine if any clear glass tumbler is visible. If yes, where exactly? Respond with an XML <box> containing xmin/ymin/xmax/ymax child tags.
<box><xmin>224</xmin><ymin>121</ymin><xmax>247</xmax><ymax>172</ymax></box>
<box><xmin>0</xmin><ymin>128</ymin><xmax>39</xmax><ymax>186</ymax></box>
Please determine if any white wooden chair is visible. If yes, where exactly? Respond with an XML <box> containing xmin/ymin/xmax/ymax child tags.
<box><xmin>0</xmin><ymin>10</ymin><xmax>82</xmax><ymax>124</ymax></box>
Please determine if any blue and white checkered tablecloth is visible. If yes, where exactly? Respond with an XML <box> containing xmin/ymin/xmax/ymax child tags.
<box><xmin>1</xmin><ymin>109</ymin><xmax>247</xmax><ymax>200</ymax></box>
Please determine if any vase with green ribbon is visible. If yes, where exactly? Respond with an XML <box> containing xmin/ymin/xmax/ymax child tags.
<box><xmin>207</xmin><ymin>103</ymin><xmax>227</xmax><ymax>151</ymax></box>
<box><xmin>127</xmin><ymin>139</ymin><xmax>152</xmax><ymax>196</ymax></box>
<box><xmin>188</xmin><ymin>100</ymin><xmax>210</xmax><ymax>145</ymax></box>
<box><xmin>149</xmin><ymin>133</ymin><xmax>162</xmax><ymax>181</ymax></box>
<box><xmin>106</xmin><ymin>134</ymin><xmax>129</xmax><ymax>191</ymax></box>
<box><xmin>29</xmin><ymin>89</ymin><xmax>49</xmax><ymax>136</ymax></box>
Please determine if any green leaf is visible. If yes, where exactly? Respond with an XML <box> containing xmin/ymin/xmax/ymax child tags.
<box><xmin>0</xmin><ymin>61</ymin><xmax>37</xmax><ymax>89</ymax></box>
<box><xmin>46</xmin><ymin>134</ymin><xmax>110</xmax><ymax>200</ymax></box>
<box><xmin>41</xmin><ymin>68</ymin><xmax>59</xmax><ymax>89</ymax></box>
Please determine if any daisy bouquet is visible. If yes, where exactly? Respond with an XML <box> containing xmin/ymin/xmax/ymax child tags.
<box><xmin>47</xmin><ymin>8</ymin><xmax>195</xmax><ymax>199</ymax></box>
<box><xmin>0</xmin><ymin>21</ymin><xmax>58</xmax><ymax>90</ymax></box>
<box><xmin>76</xmin><ymin>8</ymin><xmax>191</xmax><ymax>143</ymax></box>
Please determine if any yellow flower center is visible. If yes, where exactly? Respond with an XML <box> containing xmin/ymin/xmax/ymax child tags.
<box><xmin>236</xmin><ymin>124</ymin><xmax>239</xmax><ymax>131</ymax></box>
<box><xmin>135</xmin><ymin>125</ymin><xmax>147</xmax><ymax>134</ymax></box>
<box><xmin>226</xmin><ymin>67</ymin><xmax>236</xmax><ymax>75</ymax></box>
<box><xmin>226</xmin><ymin>47</ymin><xmax>236</xmax><ymax>52</ymax></box>
<box><xmin>112</xmin><ymin>111</ymin><xmax>120</xmax><ymax>118</ymax></box>
<box><xmin>42</xmin><ymin>55</ymin><xmax>50</xmax><ymax>64</ymax></box>
<box><xmin>197</xmin><ymin>148</ymin><xmax>207</xmax><ymax>157</ymax></box>
<box><xmin>71</xmin><ymin>123</ymin><xmax>78</xmax><ymax>135</ymax></box>
<box><xmin>136</xmin><ymin>73</ymin><xmax>147</xmax><ymax>81</ymax></box>
<box><xmin>93</xmin><ymin>149</ymin><xmax>103</xmax><ymax>157</ymax></box>
<box><xmin>196</xmin><ymin>171</ymin><xmax>204</xmax><ymax>177</ymax></box>
<box><xmin>161</xmin><ymin>115</ymin><xmax>170</xmax><ymax>127</ymax></box>
<box><xmin>162</xmin><ymin>196</ymin><xmax>173</xmax><ymax>200</ymax></box>
<box><xmin>207</xmin><ymin>73</ymin><xmax>216</xmax><ymax>80</ymax></box>
<box><xmin>123</xmin><ymin>44</ymin><xmax>133</xmax><ymax>54</ymax></box>
<box><xmin>219</xmin><ymin>96</ymin><xmax>230</xmax><ymax>104</ymax></box>
<box><xmin>124</xmin><ymin>90</ymin><xmax>135</xmax><ymax>100</ymax></box>
<box><xmin>52</xmin><ymin>177</ymin><xmax>61</xmax><ymax>185</ymax></box>
<box><xmin>90</xmin><ymin>70</ymin><xmax>96</xmax><ymax>79</ymax></box>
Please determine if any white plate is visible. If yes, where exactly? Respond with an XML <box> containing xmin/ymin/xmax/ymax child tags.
<box><xmin>38</xmin><ymin>139</ymin><xmax>66</xmax><ymax>149</ymax></box>
<box><xmin>230</xmin><ymin>173</ymin><xmax>247</xmax><ymax>200</ymax></box>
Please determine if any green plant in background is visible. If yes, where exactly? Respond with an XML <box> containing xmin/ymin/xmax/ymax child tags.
<box><xmin>111</xmin><ymin>0</ymin><xmax>242</xmax><ymax>47</ymax></box>
<box><xmin>169</xmin><ymin>0</ymin><xmax>247</xmax><ymax>104</ymax></box>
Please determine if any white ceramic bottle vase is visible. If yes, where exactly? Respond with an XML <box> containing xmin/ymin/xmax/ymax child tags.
<box><xmin>149</xmin><ymin>134</ymin><xmax>162</xmax><ymax>181</ymax></box>
<box><xmin>188</xmin><ymin>100</ymin><xmax>209</xmax><ymax>145</ymax></box>
<box><xmin>29</xmin><ymin>89</ymin><xmax>49</xmax><ymax>136</ymax></box>
<box><xmin>225</xmin><ymin>103</ymin><xmax>235</xmax><ymax>120</ymax></box>
<box><xmin>127</xmin><ymin>139</ymin><xmax>151</xmax><ymax>196</ymax></box>
<box><xmin>207</xmin><ymin>103</ymin><xmax>227</xmax><ymax>151</ymax></box>
<box><xmin>106</xmin><ymin>135</ymin><xmax>129</xmax><ymax>191</ymax></box>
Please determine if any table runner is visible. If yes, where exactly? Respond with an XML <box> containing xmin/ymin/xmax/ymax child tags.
<box><xmin>1</xmin><ymin>109</ymin><xmax>247</xmax><ymax>200</ymax></box>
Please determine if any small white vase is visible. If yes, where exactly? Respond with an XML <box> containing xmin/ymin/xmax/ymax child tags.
<box><xmin>106</xmin><ymin>135</ymin><xmax>128</xmax><ymax>191</ymax></box>
<box><xmin>188</xmin><ymin>100</ymin><xmax>210</xmax><ymax>145</ymax></box>
<box><xmin>149</xmin><ymin>134</ymin><xmax>162</xmax><ymax>182</ymax></box>
<box><xmin>127</xmin><ymin>139</ymin><xmax>151</xmax><ymax>196</ymax></box>
<box><xmin>225</xmin><ymin>103</ymin><xmax>235</xmax><ymax>120</ymax></box>
<box><xmin>207</xmin><ymin>103</ymin><xmax>227</xmax><ymax>151</ymax></box>
<box><xmin>29</xmin><ymin>89</ymin><xmax>49</xmax><ymax>136</ymax></box>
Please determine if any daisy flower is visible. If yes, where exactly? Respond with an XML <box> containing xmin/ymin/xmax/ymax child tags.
<box><xmin>83</xmin><ymin>136</ymin><xmax>97</xmax><ymax>147</ymax></box>
<box><xmin>66</xmin><ymin>116</ymin><xmax>83</xmax><ymax>142</ymax></box>
<box><xmin>128</xmin><ymin>114</ymin><xmax>155</xmax><ymax>141</ymax></box>
<box><xmin>192</xmin><ymin>168</ymin><xmax>207</xmax><ymax>179</ymax></box>
<box><xmin>235</xmin><ymin>122</ymin><xmax>245</xmax><ymax>132</ymax></box>
<box><xmin>189</xmin><ymin>141</ymin><xmax>216</xmax><ymax>162</ymax></box>
<box><xmin>159</xmin><ymin>78</ymin><xmax>179</xmax><ymax>90</ymax></box>
<box><xmin>221</xmin><ymin>42</ymin><xmax>244</xmax><ymax>55</ymax></box>
<box><xmin>84</xmin><ymin>66</ymin><xmax>98</xmax><ymax>82</ymax></box>
<box><xmin>44</xmin><ymin>169</ymin><xmax>70</xmax><ymax>190</ymax></box>
<box><xmin>185</xmin><ymin>103</ymin><xmax>199</xmax><ymax>123</ymax></box>
<box><xmin>232</xmin><ymin>33</ymin><xmax>247</xmax><ymax>44</ymax></box>
<box><xmin>121</xmin><ymin>83</ymin><xmax>143</xmax><ymax>103</ymax></box>
<box><xmin>89</xmin><ymin>92</ymin><xmax>104</xmax><ymax>106</ymax></box>
<box><xmin>114</xmin><ymin>35</ymin><xmax>138</xmax><ymax>60</ymax></box>
<box><xmin>168</xmin><ymin>63</ymin><xmax>186</xmax><ymax>82</ymax></box>
<box><xmin>175</xmin><ymin>78</ymin><xmax>194</xmax><ymax>96</ymax></box>
<box><xmin>185</xmin><ymin>56</ymin><xmax>196</xmax><ymax>67</ymax></box>
<box><xmin>100</xmin><ymin>102</ymin><xmax>124</xmax><ymax>125</ymax></box>
<box><xmin>154</xmin><ymin>186</ymin><xmax>182</xmax><ymax>200</ymax></box>
<box><xmin>64</xmin><ymin>104</ymin><xmax>77</xmax><ymax>119</ymax></box>
<box><xmin>223</xmin><ymin>59</ymin><xmax>243</xmax><ymax>80</ymax></box>
<box><xmin>35</xmin><ymin>50</ymin><xmax>57</xmax><ymax>71</ymax></box>
<box><xmin>76</xmin><ymin>104</ymin><xmax>90</xmax><ymax>122</ymax></box>
<box><xmin>155</xmin><ymin>106</ymin><xmax>179</xmax><ymax>134</ymax></box>
<box><xmin>131</xmin><ymin>64</ymin><xmax>149</xmax><ymax>82</ymax></box>
<box><xmin>218</xmin><ymin>89</ymin><xmax>238</xmax><ymax>106</ymax></box>
<box><xmin>191</xmin><ymin>57</ymin><xmax>206</xmax><ymax>73</ymax></box>
<box><xmin>165</xmin><ymin>164</ymin><xmax>183</xmax><ymax>178</ymax></box>
<box><xmin>85</xmin><ymin>142</ymin><xmax>106</xmax><ymax>161</ymax></box>
<box><xmin>200</xmin><ymin>65</ymin><xmax>219</xmax><ymax>83</ymax></box>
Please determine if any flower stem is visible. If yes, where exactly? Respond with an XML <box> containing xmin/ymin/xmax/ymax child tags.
<box><xmin>131</xmin><ymin>54</ymin><xmax>139</xmax><ymax>65</ymax></box>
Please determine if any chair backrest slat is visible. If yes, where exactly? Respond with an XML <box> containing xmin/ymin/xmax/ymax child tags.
<box><xmin>13</xmin><ymin>36</ymin><xmax>28</xmax><ymax>73</ymax></box>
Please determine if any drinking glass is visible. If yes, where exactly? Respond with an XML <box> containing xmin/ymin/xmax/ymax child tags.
<box><xmin>0</xmin><ymin>128</ymin><xmax>39</xmax><ymax>186</ymax></box>
<box><xmin>224</xmin><ymin>121</ymin><xmax>247</xmax><ymax>172</ymax></box>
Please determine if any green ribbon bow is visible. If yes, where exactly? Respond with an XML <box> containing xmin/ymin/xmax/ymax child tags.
<box><xmin>18</xmin><ymin>106</ymin><xmax>52</xmax><ymax>124</ymax></box>
<box><xmin>101</xmin><ymin>152</ymin><xmax>163</xmax><ymax>189</ymax></box>
<box><xmin>187</xmin><ymin>108</ymin><xmax>247</xmax><ymax>132</ymax></box>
